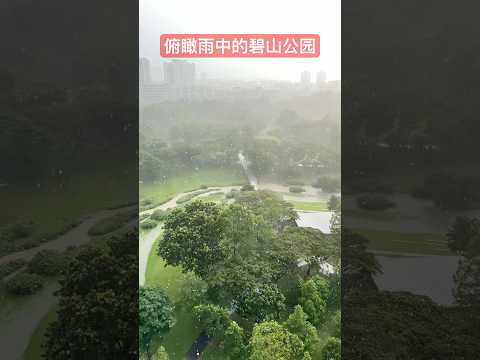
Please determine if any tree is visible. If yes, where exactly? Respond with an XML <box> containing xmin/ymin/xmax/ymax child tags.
<box><xmin>237</xmin><ymin>283</ymin><xmax>286</xmax><ymax>322</ymax></box>
<box><xmin>447</xmin><ymin>216</ymin><xmax>480</xmax><ymax>257</ymax></box>
<box><xmin>139</xmin><ymin>287</ymin><xmax>175</xmax><ymax>358</ymax></box>
<box><xmin>222</xmin><ymin>203</ymin><xmax>268</xmax><ymax>257</ymax></box>
<box><xmin>453</xmin><ymin>256</ymin><xmax>480</xmax><ymax>309</ymax></box>
<box><xmin>321</xmin><ymin>337</ymin><xmax>341</xmax><ymax>360</ymax></box>
<box><xmin>342</xmin><ymin>230</ymin><xmax>381</xmax><ymax>291</ymax></box>
<box><xmin>235</xmin><ymin>190</ymin><xmax>298</xmax><ymax>232</ymax></box>
<box><xmin>27</xmin><ymin>249</ymin><xmax>64</xmax><ymax>276</ymax></box>
<box><xmin>327</xmin><ymin>195</ymin><xmax>340</xmax><ymax>211</ymax></box>
<box><xmin>193</xmin><ymin>304</ymin><xmax>230</xmax><ymax>340</ymax></box>
<box><xmin>43</xmin><ymin>231</ymin><xmax>139</xmax><ymax>359</ymax></box>
<box><xmin>176</xmin><ymin>273</ymin><xmax>208</xmax><ymax>310</ymax></box>
<box><xmin>224</xmin><ymin>321</ymin><xmax>247</xmax><ymax>360</ymax></box>
<box><xmin>5</xmin><ymin>272</ymin><xmax>43</xmax><ymax>295</ymax></box>
<box><xmin>284</xmin><ymin>305</ymin><xmax>319</xmax><ymax>353</ymax></box>
<box><xmin>281</xmin><ymin>227</ymin><xmax>336</xmax><ymax>277</ymax></box>
<box><xmin>299</xmin><ymin>277</ymin><xmax>328</xmax><ymax>327</ymax></box>
<box><xmin>249</xmin><ymin>321</ymin><xmax>305</xmax><ymax>360</ymax></box>
<box><xmin>159</xmin><ymin>201</ymin><xmax>226</xmax><ymax>278</ymax></box>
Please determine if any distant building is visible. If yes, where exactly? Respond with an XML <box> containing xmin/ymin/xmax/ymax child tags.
<box><xmin>300</xmin><ymin>71</ymin><xmax>311</xmax><ymax>85</ymax></box>
<box><xmin>139</xmin><ymin>57</ymin><xmax>151</xmax><ymax>85</ymax></box>
<box><xmin>163</xmin><ymin>60</ymin><xmax>195</xmax><ymax>85</ymax></box>
<box><xmin>316</xmin><ymin>71</ymin><xmax>327</xmax><ymax>84</ymax></box>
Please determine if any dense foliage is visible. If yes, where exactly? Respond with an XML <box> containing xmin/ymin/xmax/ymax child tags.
<box><xmin>43</xmin><ymin>230</ymin><xmax>138</xmax><ymax>359</ymax></box>
<box><xmin>139</xmin><ymin>287</ymin><xmax>176</xmax><ymax>357</ymax></box>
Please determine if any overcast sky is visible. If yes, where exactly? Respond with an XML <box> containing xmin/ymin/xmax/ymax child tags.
<box><xmin>140</xmin><ymin>0</ymin><xmax>340</xmax><ymax>82</ymax></box>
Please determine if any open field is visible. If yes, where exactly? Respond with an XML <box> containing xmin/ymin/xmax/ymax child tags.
<box><xmin>140</xmin><ymin>168</ymin><xmax>246</xmax><ymax>206</ymax></box>
<box><xmin>288</xmin><ymin>200</ymin><xmax>329</xmax><ymax>212</ymax></box>
<box><xmin>353</xmin><ymin>228</ymin><xmax>452</xmax><ymax>255</ymax></box>
<box><xmin>0</xmin><ymin>168</ymin><xmax>136</xmax><ymax>256</ymax></box>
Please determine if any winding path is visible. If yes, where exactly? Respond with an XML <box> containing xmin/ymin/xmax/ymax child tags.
<box><xmin>0</xmin><ymin>205</ymin><xmax>135</xmax><ymax>360</ymax></box>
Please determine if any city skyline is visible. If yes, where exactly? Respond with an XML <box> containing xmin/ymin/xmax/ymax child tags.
<box><xmin>140</xmin><ymin>0</ymin><xmax>340</xmax><ymax>82</ymax></box>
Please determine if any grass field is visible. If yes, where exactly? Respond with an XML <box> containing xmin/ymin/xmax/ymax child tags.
<box><xmin>0</xmin><ymin>168</ymin><xmax>136</xmax><ymax>254</ymax></box>
<box><xmin>288</xmin><ymin>200</ymin><xmax>329</xmax><ymax>212</ymax></box>
<box><xmin>145</xmin><ymin>237</ymin><xmax>201</xmax><ymax>360</ymax></box>
<box><xmin>353</xmin><ymin>228</ymin><xmax>452</xmax><ymax>255</ymax></box>
<box><xmin>24</xmin><ymin>305</ymin><xmax>58</xmax><ymax>360</ymax></box>
<box><xmin>140</xmin><ymin>168</ymin><xmax>245</xmax><ymax>206</ymax></box>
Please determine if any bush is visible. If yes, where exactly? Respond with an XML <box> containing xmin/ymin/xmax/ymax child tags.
<box><xmin>241</xmin><ymin>184</ymin><xmax>255</xmax><ymax>192</ymax></box>
<box><xmin>357</xmin><ymin>194</ymin><xmax>395</xmax><ymax>211</ymax></box>
<box><xmin>200</xmin><ymin>185</ymin><xmax>208</xmax><ymax>190</ymax></box>
<box><xmin>289</xmin><ymin>186</ymin><xmax>306</xmax><ymax>193</ymax></box>
<box><xmin>0</xmin><ymin>221</ymin><xmax>35</xmax><ymax>241</ymax></box>
<box><xmin>27</xmin><ymin>249</ymin><xmax>64</xmax><ymax>276</ymax></box>
<box><xmin>140</xmin><ymin>219</ymin><xmax>157</xmax><ymax>230</ymax></box>
<box><xmin>5</xmin><ymin>272</ymin><xmax>44</xmax><ymax>295</ymax></box>
<box><xmin>88</xmin><ymin>208</ymin><xmax>137</xmax><ymax>236</ymax></box>
<box><xmin>312</xmin><ymin>176</ymin><xmax>340</xmax><ymax>193</ymax></box>
<box><xmin>225</xmin><ymin>191</ymin><xmax>237</xmax><ymax>199</ymax></box>
<box><xmin>0</xmin><ymin>259</ymin><xmax>27</xmax><ymax>279</ymax></box>
<box><xmin>150</xmin><ymin>209</ymin><xmax>169</xmax><ymax>222</ymax></box>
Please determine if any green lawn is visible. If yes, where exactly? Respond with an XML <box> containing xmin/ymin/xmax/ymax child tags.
<box><xmin>24</xmin><ymin>305</ymin><xmax>58</xmax><ymax>360</ymax></box>
<box><xmin>140</xmin><ymin>168</ymin><xmax>246</xmax><ymax>206</ymax></box>
<box><xmin>288</xmin><ymin>200</ymin><xmax>329</xmax><ymax>212</ymax></box>
<box><xmin>353</xmin><ymin>228</ymin><xmax>452</xmax><ymax>255</ymax></box>
<box><xmin>145</xmin><ymin>237</ymin><xmax>201</xmax><ymax>360</ymax></box>
<box><xmin>0</xmin><ymin>167</ymin><xmax>136</xmax><ymax>254</ymax></box>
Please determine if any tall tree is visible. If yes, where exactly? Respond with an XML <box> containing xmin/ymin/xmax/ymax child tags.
<box><xmin>159</xmin><ymin>201</ymin><xmax>226</xmax><ymax>278</ymax></box>
<box><xmin>139</xmin><ymin>287</ymin><xmax>175</xmax><ymax>358</ymax></box>
<box><xmin>249</xmin><ymin>321</ymin><xmax>305</xmax><ymax>360</ymax></box>
<box><xmin>43</xmin><ymin>231</ymin><xmax>138</xmax><ymax>359</ymax></box>
<box><xmin>284</xmin><ymin>305</ymin><xmax>319</xmax><ymax>353</ymax></box>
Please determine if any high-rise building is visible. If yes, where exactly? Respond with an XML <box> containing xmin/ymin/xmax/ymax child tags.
<box><xmin>316</xmin><ymin>71</ymin><xmax>327</xmax><ymax>84</ymax></box>
<box><xmin>163</xmin><ymin>60</ymin><xmax>195</xmax><ymax>85</ymax></box>
<box><xmin>300</xmin><ymin>71</ymin><xmax>311</xmax><ymax>84</ymax></box>
<box><xmin>139</xmin><ymin>57</ymin><xmax>151</xmax><ymax>85</ymax></box>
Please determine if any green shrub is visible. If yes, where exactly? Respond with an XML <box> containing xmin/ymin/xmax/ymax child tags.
<box><xmin>241</xmin><ymin>184</ymin><xmax>255</xmax><ymax>192</ymax></box>
<box><xmin>140</xmin><ymin>219</ymin><xmax>157</xmax><ymax>230</ymax></box>
<box><xmin>0</xmin><ymin>259</ymin><xmax>27</xmax><ymax>279</ymax></box>
<box><xmin>5</xmin><ymin>272</ymin><xmax>44</xmax><ymax>295</ymax></box>
<box><xmin>27</xmin><ymin>249</ymin><xmax>64</xmax><ymax>276</ymax></box>
<box><xmin>225</xmin><ymin>191</ymin><xmax>237</xmax><ymax>199</ymax></box>
<box><xmin>312</xmin><ymin>176</ymin><xmax>340</xmax><ymax>193</ymax></box>
<box><xmin>289</xmin><ymin>186</ymin><xmax>306</xmax><ymax>193</ymax></box>
<box><xmin>0</xmin><ymin>221</ymin><xmax>35</xmax><ymax>241</ymax></box>
<box><xmin>150</xmin><ymin>209</ymin><xmax>169</xmax><ymax>222</ymax></box>
<box><xmin>88</xmin><ymin>208</ymin><xmax>137</xmax><ymax>236</ymax></box>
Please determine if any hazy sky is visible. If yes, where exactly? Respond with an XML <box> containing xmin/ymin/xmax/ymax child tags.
<box><xmin>140</xmin><ymin>0</ymin><xmax>340</xmax><ymax>82</ymax></box>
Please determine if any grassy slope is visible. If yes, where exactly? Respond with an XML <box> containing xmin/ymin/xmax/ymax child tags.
<box><xmin>140</xmin><ymin>168</ymin><xmax>245</xmax><ymax>205</ymax></box>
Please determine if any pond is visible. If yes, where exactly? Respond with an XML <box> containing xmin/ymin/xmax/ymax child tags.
<box><xmin>374</xmin><ymin>254</ymin><xmax>459</xmax><ymax>305</ymax></box>
<box><xmin>297</xmin><ymin>211</ymin><xmax>332</xmax><ymax>234</ymax></box>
